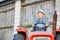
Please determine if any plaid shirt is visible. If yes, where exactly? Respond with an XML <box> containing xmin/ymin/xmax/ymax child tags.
<box><xmin>32</xmin><ymin>17</ymin><xmax>49</xmax><ymax>25</ymax></box>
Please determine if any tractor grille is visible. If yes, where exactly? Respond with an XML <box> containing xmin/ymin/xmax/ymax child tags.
<box><xmin>33</xmin><ymin>37</ymin><xmax>50</xmax><ymax>40</ymax></box>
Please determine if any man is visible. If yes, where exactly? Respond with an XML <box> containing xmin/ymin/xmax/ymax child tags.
<box><xmin>32</xmin><ymin>10</ymin><xmax>49</xmax><ymax>31</ymax></box>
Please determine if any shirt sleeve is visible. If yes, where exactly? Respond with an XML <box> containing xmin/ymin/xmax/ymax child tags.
<box><xmin>43</xmin><ymin>18</ymin><xmax>49</xmax><ymax>25</ymax></box>
<box><xmin>32</xmin><ymin>18</ymin><xmax>39</xmax><ymax>25</ymax></box>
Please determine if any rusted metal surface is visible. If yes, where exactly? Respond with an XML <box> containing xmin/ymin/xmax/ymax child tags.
<box><xmin>52</xmin><ymin>11</ymin><xmax>57</xmax><ymax>37</ymax></box>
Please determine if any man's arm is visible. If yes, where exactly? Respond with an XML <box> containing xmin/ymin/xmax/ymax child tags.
<box><xmin>44</xmin><ymin>18</ymin><xmax>49</xmax><ymax>27</ymax></box>
<box><xmin>32</xmin><ymin>18</ymin><xmax>38</xmax><ymax>27</ymax></box>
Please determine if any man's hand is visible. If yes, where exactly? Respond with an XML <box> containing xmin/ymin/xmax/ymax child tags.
<box><xmin>45</xmin><ymin>24</ymin><xmax>49</xmax><ymax>27</ymax></box>
<box><xmin>32</xmin><ymin>24</ymin><xmax>35</xmax><ymax>27</ymax></box>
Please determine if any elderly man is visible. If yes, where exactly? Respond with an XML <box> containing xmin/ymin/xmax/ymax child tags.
<box><xmin>32</xmin><ymin>10</ymin><xmax>49</xmax><ymax>31</ymax></box>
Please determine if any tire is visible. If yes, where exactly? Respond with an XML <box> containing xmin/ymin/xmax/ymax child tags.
<box><xmin>13</xmin><ymin>33</ymin><xmax>25</xmax><ymax>40</ymax></box>
<box><xmin>56</xmin><ymin>32</ymin><xmax>60</xmax><ymax>40</ymax></box>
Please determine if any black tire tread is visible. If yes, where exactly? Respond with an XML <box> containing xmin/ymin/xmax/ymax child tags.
<box><xmin>13</xmin><ymin>33</ymin><xmax>24</xmax><ymax>40</ymax></box>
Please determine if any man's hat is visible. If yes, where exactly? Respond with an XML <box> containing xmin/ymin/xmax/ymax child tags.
<box><xmin>37</xmin><ymin>10</ymin><xmax>45</xmax><ymax>15</ymax></box>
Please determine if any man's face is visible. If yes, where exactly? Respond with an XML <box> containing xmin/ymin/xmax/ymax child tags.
<box><xmin>38</xmin><ymin>12</ymin><xmax>44</xmax><ymax>18</ymax></box>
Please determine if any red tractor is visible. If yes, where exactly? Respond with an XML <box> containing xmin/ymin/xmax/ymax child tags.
<box><xmin>13</xmin><ymin>12</ymin><xmax>60</xmax><ymax>40</ymax></box>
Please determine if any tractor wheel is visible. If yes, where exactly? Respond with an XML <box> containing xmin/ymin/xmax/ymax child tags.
<box><xmin>13</xmin><ymin>33</ymin><xmax>25</xmax><ymax>40</ymax></box>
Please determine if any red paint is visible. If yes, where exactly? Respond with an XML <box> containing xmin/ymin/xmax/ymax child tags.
<box><xmin>16</xmin><ymin>28</ymin><xmax>27</xmax><ymax>34</ymax></box>
<box><xmin>30</xmin><ymin>31</ymin><xmax>54</xmax><ymax>40</ymax></box>
<box><xmin>56</xmin><ymin>28</ymin><xmax>60</xmax><ymax>32</ymax></box>
<box><xmin>16</xmin><ymin>27</ymin><xmax>28</xmax><ymax>40</ymax></box>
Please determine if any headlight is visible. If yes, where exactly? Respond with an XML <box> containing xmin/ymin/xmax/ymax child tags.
<box><xmin>33</xmin><ymin>37</ymin><xmax>50</xmax><ymax>40</ymax></box>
